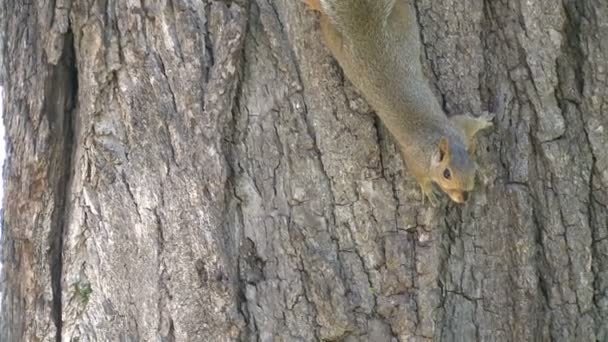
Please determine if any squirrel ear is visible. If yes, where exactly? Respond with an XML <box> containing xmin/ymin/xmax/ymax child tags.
<box><xmin>438</xmin><ymin>137</ymin><xmax>450</xmax><ymax>161</ymax></box>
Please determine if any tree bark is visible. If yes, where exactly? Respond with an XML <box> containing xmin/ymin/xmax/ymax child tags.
<box><xmin>1</xmin><ymin>0</ymin><xmax>607</xmax><ymax>341</ymax></box>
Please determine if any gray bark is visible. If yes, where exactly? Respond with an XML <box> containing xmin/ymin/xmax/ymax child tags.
<box><xmin>1</xmin><ymin>0</ymin><xmax>607</xmax><ymax>341</ymax></box>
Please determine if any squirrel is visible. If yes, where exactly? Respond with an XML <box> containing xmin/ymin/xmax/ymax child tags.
<box><xmin>303</xmin><ymin>0</ymin><xmax>493</xmax><ymax>205</ymax></box>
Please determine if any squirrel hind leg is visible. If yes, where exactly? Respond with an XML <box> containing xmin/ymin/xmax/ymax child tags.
<box><xmin>451</xmin><ymin>112</ymin><xmax>495</xmax><ymax>151</ymax></box>
<box><xmin>303</xmin><ymin>0</ymin><xmax>323</xmax><ymax>12</ymax></box>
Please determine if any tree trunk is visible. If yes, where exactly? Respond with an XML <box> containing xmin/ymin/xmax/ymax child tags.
<box><xmin>1</xmin><ymin>0</ymin><xmax>607</xmax><ymax>341</ymax></box>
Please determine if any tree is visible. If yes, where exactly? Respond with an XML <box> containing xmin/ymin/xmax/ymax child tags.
<box><xmin>1</xmin><ymin>0</ymin><xmax>607</xmax><ymax>341</ymax></box>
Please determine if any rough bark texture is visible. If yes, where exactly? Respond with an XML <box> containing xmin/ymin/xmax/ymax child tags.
<box><xmin>1</xmin><ymin>0</ymin><xmax>607</xmax><ymax>341</ymax></box>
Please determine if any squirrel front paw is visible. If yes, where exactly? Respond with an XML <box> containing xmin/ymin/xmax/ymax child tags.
<box><xmin>419</xmin><ymin>181</ymin><xmax>439</xmax><ymax>206</ymax></box>
<box><xmin>451</xmin><ymin>112</ymin><xmax>495</xmax><ymax>152</ymax></box>
<box><xmin>478</xmin><ymin>111</ymin><xmax>495</xmax><ymax>130</ymax></box>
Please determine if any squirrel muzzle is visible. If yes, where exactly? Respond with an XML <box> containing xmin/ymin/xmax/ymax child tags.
<box><xmin>447</xmin><ymin>190</ymin><xmax>469</xmax><ymax>203</ymax></box>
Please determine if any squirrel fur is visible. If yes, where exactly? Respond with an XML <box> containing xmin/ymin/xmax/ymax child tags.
<box><xmin>303</xmin><ymin>0</ymin><xmax>493</xmax><ymax>204</ymax></box>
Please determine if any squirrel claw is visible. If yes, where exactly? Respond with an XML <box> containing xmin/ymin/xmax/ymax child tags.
<box><xmin>425</xmin><ymin>192</ymin><xmax>439</xmax><ymax>207</ymax></box>
<box><xmin>420</xmin><ymin>184</ymin><xmax>439</xmax><ymax>206</ymax></box>
<box><xmin>478</xmin><ymin>111</ymin><xmax>495</xmax><ymax>129</ymax></box>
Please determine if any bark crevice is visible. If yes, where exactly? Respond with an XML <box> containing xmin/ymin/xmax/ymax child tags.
<box><xmin>45</xmin><ymin>29</ymin><xmax>78</xmax><ymax>342</ymax></box>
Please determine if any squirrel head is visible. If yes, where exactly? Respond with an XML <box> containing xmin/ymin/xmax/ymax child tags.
<box><xmin>429</xmin><ymin>137</ymin><xmax>476</xmax><ymax>203</ymax></box>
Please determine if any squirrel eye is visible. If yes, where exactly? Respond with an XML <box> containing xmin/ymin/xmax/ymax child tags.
<box><xmin>443</xmin><ymin>168</ymin><xmax>451</xmax><ymax>180</ymax></box>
